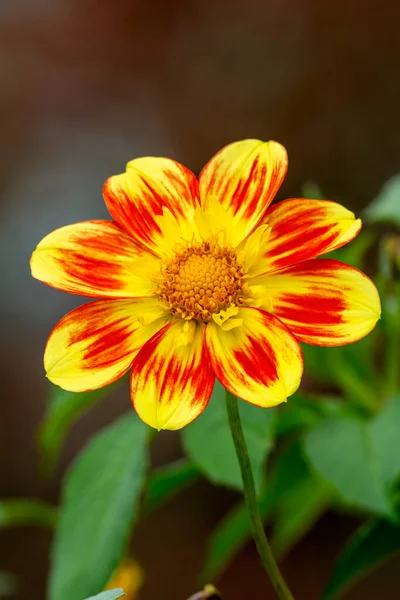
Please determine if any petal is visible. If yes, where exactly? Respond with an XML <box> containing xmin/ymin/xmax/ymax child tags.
<box><xmin>199</xmin><ymin>139</ymin><xmax>287</xmax><ymax>246</ymax></box>
<box><xmin>247</xmin><ymin>198</ymin><xmax>362</xmax><ymax>276</ymax></box>
<box><xmin>205</xmin><ymin>307</ymin><xmax>303</xmax><ymax>407</ymax></box>
<box><xmin>103</xmin><ymin>157</ymin><xmax>200</xmax><ymax>256</ymax></box>
<box><xmin>45</xmin><ymin>298</ymin><xmax>169</xmax><ymax>391</ymax></box>
<box><xmin>31</xmin><ymin>220</ymin><xmax>159</xmax><ymax>298</ymax></box>
<box><xmin>259</xmin><ymin>258</ymin><xmax>381</xmax><ymax>345</ymax></box>
<box><xmin>131</xmin><ymin>319</ymin><xmax>214</xmax><ymax>430</ymax></box>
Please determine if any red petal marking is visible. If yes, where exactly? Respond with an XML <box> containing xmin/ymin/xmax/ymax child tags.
<box><xmin>274</xmin><ymin>293</ymin><xmax>345</xmax><ymax>328</ymax></box>
<box><xmin>103</xmin><ymin>157</ymin><xmax>200</xmax><ymax>256</ymax></box>
<box><xmin>132</xmin><ymin>325</ymin><xmax>210</xmax><ymax>406</ymax></box>
<box><xmin>69</xmin><ymin>307</ymin><xmax>136</xmax><ymax>369</ymax></box>
<box><xmin>31</xmin><ymin>220</ymin><xmax>156</xmax><ymax>298</ymax></box>
<box><xmin>264</xmin><ymin>258</ymin><xmax>381</xmax><ymax>346</ymax></box>
<box><xmin>131</xmin><ymin>320</ymin><xmax>214</xmax><ymax>430</ymax></box>
<box><xmin>260</xmin><ymin>199</ymin><xmax>361</xmax><ymax>273</ymax></box>
<box><xmin>199</xmin><ymin>140</ymin><xmax>288</xmax><ymax>245</ymax></box>
<box><xmin>44</xmin><ymin>298</ymin><xmax>168</xmax><ymax>392</ymax></box>
<box><xmin>232</xmin><ymin>325</ymin><xmax>279</xmax><ymax>386</ymax></box>
<box><xmin>205</xmin><ymin>307</ymin><xmax>303</xmax><ymax>407</ymax></box>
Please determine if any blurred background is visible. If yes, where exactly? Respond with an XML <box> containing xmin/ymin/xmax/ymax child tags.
<box><xmin>1</xmin><ymin>1</ymin><xmax>400</xmax><ymax>599</ymax></box>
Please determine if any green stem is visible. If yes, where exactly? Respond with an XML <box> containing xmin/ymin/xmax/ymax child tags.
<box><xmin>225</xmin><ymin>390</ymin><xmax>294</xmax><ymax>600</ymax></box>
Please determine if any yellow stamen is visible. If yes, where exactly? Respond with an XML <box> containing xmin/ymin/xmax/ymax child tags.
<box><xmin>157</xmin><ymin>240</ymin><xmax>246</xmax><ymax>321</ymax></box>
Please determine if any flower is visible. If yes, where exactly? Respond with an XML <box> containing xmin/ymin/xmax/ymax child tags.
<box><xmin>30</xmin><ymin>140</ymin><xmax>381</xmax><ymax>430</ymax></box>
<box><xmin>187</xmin><ymin>584</ymin><xmax>222</xmax><ymax>599</ymax></box>
<box><xmin>104</xmin><ymin>558</ymin><xmax>143</xmax><ymax>599</ymax></box>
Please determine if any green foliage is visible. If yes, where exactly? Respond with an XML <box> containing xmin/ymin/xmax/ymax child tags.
<box><xmin>274</xmin><ymin>393</ymin><xmax>352</xmax><ymax>438</ymax></box>
<box><xmin>143</xmin><ymin>459</ymin><xmax>200</xmax><ymax>516</ymax></box>
<box><xmin>270</xmin><ymin>471</ymin><xmax>330</xmax><ymax>558</ymax></box>
<box><xmin>0</xmin><ymin>572</ymin><xmax>17</xmax><ymax>597</ymax></box>
<box><xmin>84</xmin><ymin>590</ymin><xmax>125</xmax><ymax>600</ymax></box>
<box><xmin>304</xmin><ymin>396</ymin><xmax>400</xmax><ymax>517</ymax></box>
<box><xmin>183</xmin><ymin>381</ymin><xmax>276</xmax><ymax>493</ymax></box>
<box><xmin>49</xmin><ymin>414</ymin><xmax>149</xmax><ymax>600</ymax></box>
<box><xmin>38</xmin><ymin>380</ymin><xmax>122</xmax><ymax>473</ymax></box>
<box><xmin>200</xmin><ymin>443</ymin><xmax>327</xmax><ymax>582</ymax></box>
<box><xmin>322</xmin><ymin>518</ymin><xmax>400</xmax><ymax>600</ymax></box>
<box><xmin>302</xmin><ymin>339</ymin><xmax>379</xmax><ymax>412</ymax></box>
<box><xmin>0</xmin><ymin>499</ymin><xmax>56</xmax><ymax>528</ymax></box>
<box><xmin>364</xmin><ymin>174</ymin><xmax>400</xmax><ymax>228</ymax></box>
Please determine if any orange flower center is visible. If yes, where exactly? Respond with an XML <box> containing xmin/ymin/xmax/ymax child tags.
<box><xmin>157</xmin><ymin>241</ymin><xmax>246</xmax><ymax>321</ymax></box>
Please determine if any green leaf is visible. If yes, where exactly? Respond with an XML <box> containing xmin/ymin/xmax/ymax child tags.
<box><xmin>371</xmin><ymin>395</ymin><xmax>400</xmax><ymax>485</ymax></box>
<box><xmin>143</xmin><ymin>459</ymin><xmax>200</xmax><ymax>516</ymax></box>
<box><xmin>271</xmin><ymin>473</ymin><xmax>330</xmax><ymax>558</ymax></box>
<box><xmin>364</xmin><ymin>174</ymin><xmax>400</xmax><ymax>228</ymax></box>
<box><xmin>0</xmin><ymin>572</ymin><xmax>17</xmax><ymax>596</ymax></box>
<box><xmin>304</xmin><ymin>410</ymin><xmax>399</xmax><ymax>517</ymax></box>
<box><xmin>38</xmin><ymin>380</ymin><xmax>122</xmax><ymax>473</ymax></box>
<box><xmin>322</xmin><ymin>518</ymin><xmax>400</xmax><ymax>600</ymax></box>
<box><xmin>84</xmin><ymin>590</ymin><xmax>125</xmax><ymax>600</ymax></box>
<box><xmin>200</xmin><ymin>443</ymin><xmax>315</xmax><ymax>583</ymax></box>
<box><xmin>381</xmin><ymin>283</ymin><xmax>400</xmax><ymax>397</ymax></box>
<box><xmin>183</xmin><ymin>381</ymin><xmax>276</xmax><ymax>492</ymax></box>
<box><xmin>274</xmin><ymin>393</ymin><xmax>347</xmax><ymax>438</ymax></box>
<box><xmin>327</xmin><ymin>230</ymin><xmax>376</xmax><ymax>268</ymax></box>
<box><xmin>302</xmin><ymin>341</ymin><xmax>378</xmax><ymax>413</ymax></box>
<box><xmin>0</xmin><ymin>499</ymin><xmax>56</xmax><ymax>528</ymax></box>
<box><xmin>49</xmin><ymin>414</ymin><xmax>149</xmax><ymax>600</ymax></box>
<box><xmin>301</xmin><ymin>181</ymin><xmax>326</xmax><ymax>200</ymax></box>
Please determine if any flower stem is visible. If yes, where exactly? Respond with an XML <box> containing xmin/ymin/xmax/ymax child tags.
<box><xmin>225</xmin><ymin>390</ymin><xmax>294</xmax><ymax>600</ymax></box>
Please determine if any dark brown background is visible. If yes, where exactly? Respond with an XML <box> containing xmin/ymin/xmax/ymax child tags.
<box><xmin>1</xmin><ymin>1</ymin><xmax>400</xmax><ymax>598</ymax></box>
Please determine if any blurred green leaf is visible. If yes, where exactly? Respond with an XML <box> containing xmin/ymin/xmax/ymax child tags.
<box><xmin>322</xmin><ymin>518</ymin><xmax>400</xmax><ymax>600</ymax></box>
<box><xmin>302</xmin><ymin>340</ymin><xmax>379</xmax><ymax>413</ymax></box>
<box><xmin>370</xmin><ymin>395</ymin><xmax>400</xmax><ymax>484</ymax></box>
<box><xmin>0</xmin><ymin>572</ymin><xmax>17</xmax><ymax>597</ymax></box>
<box><xmin>304</xmin><ymin>400</ymin><xmax>400</xmax><ymax>517</ymax></box>
<box><xmin>327</xmin><ymin>230</ymin><xmax>376</xmax><ymax>267</ymax></box>
<box><xmin>0</xmin><ymin>499</ymin><xmax>56</xmax><ymax>528</ymax></box>
<box><xmin>183</xmin><ymin>381</ymin><xmax>276</xmax><ymax>493</ymax></box>
<box><xmin>274</xmin><ymin>393</ymin><xmax>322</xmax><ymax>437</ymax></box>
<box><xmin>275</xmin><ymin>394</ymin><xmax>351</xmax><ymax>438</ymax></box>
<box><xmin>301</xmin><ymin>181</ymin><xmax>326</xmax><ymax>200</ymax></box>
<box><xmin>49</xmin><ymin>414</ymin><xmax>149</xmax><ymax>600</ymax></box>
<box><xmin>271</xmin><ymin>472</ymin><xmax>330</xmax><ymax>558</ymax></box>
<box><xmin>381</xmin><ymin>282</ymin><xmax>400</xmax><ymax>397</ymax></box>
<box><xmin>200</xmin><ymin>502</ymin><xmax>252</xmax><ymax>584</ymax></box>
<box><xmin>364</xmin><ymin>174</ymin><xmax>400</xmax><ymax>228</ymax></box>
<box><xmin>200</xmin><ymin>443</ymin><xmax>317</xmax><ymax>583</ymax></box>
<box><xmin>143</xmin><ymin>459</ymin><xmax>200</xmax><ymax>516</ymax></box>
<box><xmin>85</xmin><ymin>590</ymin><xmax>125</xmax><ymax>600</ymax></box>
<box><xmin>38</xmin><ymin>380</ymin><xmax>122</xmax><ymax>473</ymax></box>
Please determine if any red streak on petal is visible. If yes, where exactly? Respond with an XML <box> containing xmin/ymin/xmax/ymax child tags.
<box><xmin>233</xmin><ymin>332</ymin><xmax>278</xmax><ymax>386</ymax></box>
<box><xmin>64</xmin><ymin>303</ymin><xmax>137</xmax><ymax>369</ymax></box>
<box><xmin>57</xmin><ymin>254</ymin><xmax>125</xmax><ymax>293</ymax></box>
<box><xmin>83</xmin><ymin>326</ymin><xmax>134</xmax><ymax>368</ymax></box>
<box><xmin>238</xmin><ymin>159</ymin><xmax>262</xmax><ymax>217</ymax></box>
<box><xmin>132</xmin><ymin>324</ymin><xmax>212</xmax><ymax>408</ymax></box>
<box><xmin>276</xmin><ymin>292</ymin><xmax>345</xmax><ymax>326</ymax></box>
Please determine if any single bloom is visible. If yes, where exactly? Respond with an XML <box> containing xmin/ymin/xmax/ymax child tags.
<box><xmin>30</xmin><ymin>139</ymin><xmax>381</xmax><ymax>430</ymax></box>
<box><xmin>104</xmin><ymin>558</ymin><xmax>143</xmax><ymax>599</ymax></box>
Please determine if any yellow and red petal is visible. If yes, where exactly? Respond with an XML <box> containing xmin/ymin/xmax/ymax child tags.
<box><xmin>30</xmin><ymin>220</ymin><xmax>159</xmax><ymax>298</ymax></box>
<box><xmin>199</xmin><ymin>139</ymin><xmax>287</xmax><ymax>246</ymax></box>
<box><xmin>45</xmin><ymin>298</ymin><xmax>169</xmax><ymax>391</ymax></box>
<box><xmin>103</xmin><ymin>157</ymin><xmax>200</xmax><ymax>256</ymax></box>
<box><xmin>131</xmin><ymin>320</ymin><xmax>214</xmax><ymax>430</ymax></box>
<box><xmin>205</xmin><ymin>307</ymin><xmax>303</xmax><ymax>407</ymax></box>
<box><xmin>261</xmin><ymin>258</ymin><xmax>381</xmax><ymax>345</ymax></box>
<box><xmin>247</xmin><ymin>198</ymin><xmax>362</xmax><ymax>276</ymax></box>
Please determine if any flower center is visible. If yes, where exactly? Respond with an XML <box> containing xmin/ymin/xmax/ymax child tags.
<box><xmin>157</xmin><ymin>241</ymin><xmax>246</xmax><ymax>321</ymax></box>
